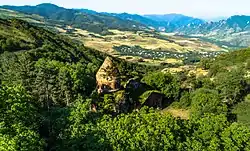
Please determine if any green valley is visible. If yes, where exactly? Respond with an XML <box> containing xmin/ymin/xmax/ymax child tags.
<box><xmin>0</xmin><ymin>6</ymin><xmax>228</xmax><ymax>66</ymax></box>
<box><xmin>1</xmin><ymin>2</ymin><xmax>250</xmax><ymax>151</ymax></box>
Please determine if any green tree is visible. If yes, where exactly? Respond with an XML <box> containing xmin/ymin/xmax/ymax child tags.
<box><xmin>199</xmin><ymin>58</ymin><xmax>212</xmax><ymax>70</ymax></box>
<box><xmin>0</xmin><ymin>85</ymin><xmax>44</xmax><ymax>150</ymax></box>
<box><xmin>0</xmin><ymin>123</ymin><xmax>45</xmax><ymax>151</ymax></box>
<box><xmin>172</xmin><ymin>91</ymin><xmax>192</xmax><ymax>109</ymax></box>
<box><xmin>221</xmin><ymin>123</ymin><xmax>250</xmax><ymax>151</ymax></box>
<box><xmin>98</xmin><ymin>107</ymin><xmax>188</xmax><ymax>151</ymax></box>
<box><xmin>59</xmin><ymin>97</ymin><xmax>111</xmax><ymax>151</ymax></box>
<box><xmin>185</xmin><ymin>114</ymin><xmax>229</xmax><ymax>151</ymax></box>
<box><xmin>58</xmin><ymin>66</ymin><xmax>73</xmax><ymax>106</ymax></box>
<box><xmin>142</xmin><ymin>72</ymin><xmax>180</xmax><ymax>100</ymax></box>
<box><xmin>215</xmin><ymin>69</ymin><xmax>247</xmax><ymax>105</ymax></box>
<box><xmin>34</xmin><ymin>58</ymin><xmax>58</xmax><ymax>110</ymax></box>
<box><xmin>190</xmin><ymin>88</ymin><xmax>228</xmax><ymax>118</ymax></box>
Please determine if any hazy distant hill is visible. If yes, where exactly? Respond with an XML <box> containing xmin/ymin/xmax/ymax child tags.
<box><xmin>1</xmin><ymin>3</ymin><xmax>148</xmax><ymax>34</ymax></box>
<box><xmin>76</xmin><ymin>8</ymin><xmax>99</xmax><ymax>15</ymax></box>
<box><xmin>0</xmin><ymin>3</ymin><xmax>206</xmax><ymax>33</ymax></box>
<box><xmin>178</xmin><ymin>15</ymin><xmax>250</xmax><ymax>34</ymax></box>
<box><xmin>103</xmin><ymin>13</ymin><xmax>171</xmax><ymax>31</ymax></box>
<box><xmin>176</xmin><ymin>15</ymin><xmax>250</xmax><ymax>48</ymax></box>
<box><xmin>144</xmin><ymin>14</ymin><xmax>205</xmax><ymax>29</ymax></box>
<box><xmin>203</xmin><ymin>16</ymin><xmax>228</xmax><ymax>22</ymax></box>
<box><xmin>105</xmin><ymin>12</ymin><xmax>250</xmax><ymax>48</ymax></box>
<box><xmin>101</xmin><ymin>13</ymin><xmax>205</xmax><ymax>32</ymax></box>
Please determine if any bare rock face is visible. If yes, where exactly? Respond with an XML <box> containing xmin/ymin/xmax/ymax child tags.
<box><xmin>96</xmin><ymin>57</ymin><xmax>120</xmax><ymax>94</ymax></box>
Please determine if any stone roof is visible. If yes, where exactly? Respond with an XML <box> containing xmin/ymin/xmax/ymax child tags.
<box><xmin>96</xmin><ymin>57</ymin><xmax>120</xmax><ymax>94</ymax></box>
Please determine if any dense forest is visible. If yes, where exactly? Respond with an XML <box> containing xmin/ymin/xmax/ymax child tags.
<box><xmin>0</xmin><ymin>18</ymin><xmax>250</xmax><ymax>151</ymax></box>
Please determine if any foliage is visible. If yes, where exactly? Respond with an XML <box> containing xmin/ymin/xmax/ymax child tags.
<box><xmin>0</xmin><ymin>19</ymin><xmax>105</xmax><ymax>150</ymax></box>
<box><xmin>100</xmin><ymin>92</ymin><xmax>126</xmax><ymax>113</ymax></box>
<box><xmin>199</xmin><ymin>58</ymin><xmax>212</xmax><ymax>70</ymax></box>
<box><xmin>58</xmin><ymin>97</ymin><xmax>111</xmax><ymax>151</ymax></box>
<box><xmin>233</xmin><ymin>94</ymin><xmax>250</xmax><ymax>128</ymax></box>
<box><xmin>214</xmin><ymin>69</ymin><xmax>247</xmax><ymax>105</ymax></box>
<box><xmin>0</xmin><ymin>18</ymin><xmax>250</xmax><ymax>151</ymax></box>
<box><xmin>98</xmin><ymin>107</ymin><xmax>188</xmax><ymax>151</ymax></box>
<box><xmin>0</xmin><ymin>123</ymin><xmax>45</xmax><ymax>151</ymax></box>
<box><xmin>209</xmin><ymin>48</ymin><xmax>250</xmax><ymax>75</ymax></box>
<box><xmin>186</xmin><ymin>114</ymin><xmax>229</xmax><ymax>151</ymax></box>
<box><xmin>142</xmin><ymin>72</ymin><xmax>181</xmax><ymax>100</ymax></box>
<box><xmin>221</xmin><ymin>123</ymin><xmax>250</xmax><ymax>151</ymax></box>
<box><xmin>190</xmin><ymin>88</ymin><xmax>228</xmax><ymax>118</ymax></box>
<box><xmin>0</xmin><ymin>85</ymin><xmax>45</xmax><ymax>151</ymax></box>
<box><xmin>171</xmin><ymin>91</ymin><xmax>192</xmax><ymax>109</ymax></box>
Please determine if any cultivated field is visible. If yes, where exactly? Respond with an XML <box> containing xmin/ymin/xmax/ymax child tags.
<box><xmin>72</xmin><ymin>29</ymin><xmax>226</xmax><ymax>54</ymax></box>
<box><xmin>67</xmin><ymin>28</ymin><xmax>227</xmax><ymax>65</ymax></box>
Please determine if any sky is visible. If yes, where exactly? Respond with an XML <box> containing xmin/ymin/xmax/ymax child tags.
<box><xmin>0</xmin><ymin>0</ymin><xmax>249</xmax><ymax>19</ymax></box>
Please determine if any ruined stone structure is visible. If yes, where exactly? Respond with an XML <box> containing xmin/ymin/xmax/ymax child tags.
<box><xmin>96</xmin><ymin>57</ymin><xmax>120</xmax><ymax>94</ymax></box>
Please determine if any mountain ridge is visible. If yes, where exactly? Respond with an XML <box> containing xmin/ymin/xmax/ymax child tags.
<box><xmin>3</xmin><ymin>3</ymin><xmax>250</xmax><ymax>48</ymax></box>
<box><xmin>0</xmin><ymin>3</ymin><xmax>148</xmax><ymax>34</ymax></box>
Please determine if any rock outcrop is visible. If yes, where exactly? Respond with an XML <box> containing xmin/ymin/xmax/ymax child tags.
<box><xmin>96</xmin><ymin>57</ymin><xmax>121</xmax><ymax>94</ymax></box>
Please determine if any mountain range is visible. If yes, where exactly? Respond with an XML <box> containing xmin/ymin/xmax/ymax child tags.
<box><xmin>0</xmin><ymin>3</ymin><xmax>244</xmax><ymax>31</ymax></box>
<box><xmin>2</xmin><ymin>3</ymin><xmax>250</xmax><ymax>48</ymax></box>
<box><xmin>0</xmin><ymin>3</ymin><xmax>148</xmax><ymax>34</ymax></box>
<box><xmin>0</xmin><ymin>3</ymin><xmax>216</xmax><ymax>32</ymax></box>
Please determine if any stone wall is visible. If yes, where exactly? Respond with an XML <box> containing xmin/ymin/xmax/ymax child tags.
<box><xmin>96</xmin><ymin>57</ymin><xmax>120</xmax><ymax>94</ymax></box>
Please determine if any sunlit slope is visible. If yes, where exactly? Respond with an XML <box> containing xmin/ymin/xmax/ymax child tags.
<box><xmin>73</xmin><ymin>29</ymin><xmax>227</xmax><ymax>53</ymax></box>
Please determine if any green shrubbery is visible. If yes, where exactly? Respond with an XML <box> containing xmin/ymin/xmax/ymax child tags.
<box><xmin>1</xmin><ymin>19</ymin><xmax>250</xmax><ymax>150</ymax></box>
<box><xmin>190</xmin><ymin>88</ymin><xmax>228</xmax><ymax>118</ymax></box>
<box><xmin>58</xmin><ymin>105</ymin><xmax>250</xmax><ymax>151</ymax></box>
<box><xmin>142</xmin><ymin>72</ymin><xmax>181</xmax><ymax>100</ymax></box>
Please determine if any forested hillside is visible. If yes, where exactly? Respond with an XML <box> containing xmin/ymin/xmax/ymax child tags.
<box><xmin>0</xmin><ymin>18</ymin><xmax>106</xmax><ymax>150</ymax></box>
<box><xmin>1</xmin><ymin>18</ymin><xmax>250</xmax><ymax>151</ymax></box>
<box><xmin>1</xmin><ymin>3</ymin><xmax>147</xmax><ymax>34</ymax></box>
